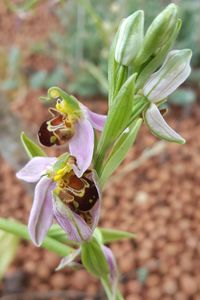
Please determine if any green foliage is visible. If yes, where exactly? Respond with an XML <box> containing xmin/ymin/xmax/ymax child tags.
<box><xmin>0</xmin><ymin>230</ymin><xmax>19</xmax><ymax>280</ymax></box>
<box><xmin>21</xmin><ymin>132</ymin><xmax>46</xmax><ymax>158</ymax></box>
<box><xmin>81</xmin><ymin>237</ymin><xmax>109</xmax><ymax>278</ymax></box>
<box><xmin>98</xmin><ymin>228</ymin><xmax>136</xmax><ymax>244</ymax></box>
<box><xmin>100</xmin><ymin>118</ymin><xmax>142</xmax><ymax>185</ymax></box>
<box><xmin>95</xmin><ymin>74</ymin><xmax>137</xmax><ymax>173</ymax></box>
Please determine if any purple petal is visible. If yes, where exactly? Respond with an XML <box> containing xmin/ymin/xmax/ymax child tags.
<box><xmin>53</xmin><ymin>195</ymin><xmax>92</xmax><ymax>243</ymax></box>
<box><xmin>56</xmin><ymin>248</ymin><xmax>81</xmax><ymax>271</ymax></box>
<box><xmin>79</xmin><ymin>103</ymin><xmax>107</xmax><ymax>131</ymax></box>
<box><xmin>69</xmin><ymin>118</ymin><xmax>94</xmax><ymax>178</ymax></box>
<box><xmin>28</xmin><ymin>177</ymin><xmax>55</xmax><ymax>246</ymax></box>
<box><xmin>16</xmin><ymin>157</ymin><xmax>56</xmax><ymax>183</ymax></box>
<box><xmin>102</xmin><ymin>245</ymin><xmax>118</xmax><ymax>296</ymax></box>
<box><xmin>89</xmin><ymin>172</ymin><xmax>101</xmax><ymax>232</ymax></box>
<box><xmin>85</xmin><ymin>109</ymin><xmax>106</xmax><ymax>131</ymax></box>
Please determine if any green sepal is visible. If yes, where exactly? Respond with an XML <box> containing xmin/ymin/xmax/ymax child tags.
<box><xmin>0</xmin><ymin>230</ymin><xmax>19</xmax><ymax>280</ymax></box>
<box><xmin>100</xmin><ymin>118</ymin><xmax>142</xmax><ymax>186</ymax></box>
<box><xmin>96</xmin><ymin>228</ymin><xmax>136</xmax><ymax>244</ymax></box>
<box><xmin>21</xmin><ymin>132</ymin><xmax>46</xmax><ymax>158</ymax></box>
<box><xmin>95</xmin><ymin>73</ymin><xmax>137</xmax><ymax>173</ymax></box>
<box><xmin>81</xmin><ymin>237</ymin><xmax>109</xmax><ymax>278</ymax></box>
<box><xmin>52</xmin><ymin>153</ymin><xmax>70</xmax><ymax>173</ymax></box>
<box><xmin>47</xmin><ymin>86</ymin><xmax>80</xmax><ymax>113</ymax></box>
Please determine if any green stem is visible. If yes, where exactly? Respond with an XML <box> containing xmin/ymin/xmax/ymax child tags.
<box><xmin>95</xmin><ymin>97</ymin><xmax>149</xmax><ymax>175</ymax></box>
<box><xmin>101</xmin><ymin>276</ymin><xmax>124</xmax><ymax>300</ymax></box>
<box><xmin>0</xmin><ymin>218</ymin><xmax>73</xmax><ymax>257</ymax></box>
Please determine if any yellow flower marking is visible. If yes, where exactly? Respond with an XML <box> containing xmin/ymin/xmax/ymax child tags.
<box><xmin>53</xmin><ymin>164</ymin><xmax>72</xmax><ymax>182</ymax></box>
<box><xmin>49</xmin><ymin>89</ymin><xmax>60</xmax><ymax>99</ymax></box>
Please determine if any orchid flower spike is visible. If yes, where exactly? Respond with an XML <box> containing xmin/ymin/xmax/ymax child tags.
<box><xmin>142</xmin><ymin>49</ymin><xmax>192</xmax><ymax>144</ymax></box>
<box><xmin>38</xmin><ymin>87</ymin><xmax>106</xmax><ymax>177</ymax></box>
<box><xmin>16</xmin><ymin>154</ymin><xmax>101</xmax><ymax>246</ymax></box>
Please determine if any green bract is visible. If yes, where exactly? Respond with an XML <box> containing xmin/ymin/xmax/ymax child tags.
<box><xmin>81</xmin><ymin>237</ymin><xmax>109</xmax><ymax>278</ymax></box>
<box><xmin>95</xmin><ymin>73</ymin><xmax>137</xmax><ymax>173</ymax></box>
<box><xmin>100</xmin><ymin>118</ymin><xmax>142</xmax><ymax>186</ymax></box>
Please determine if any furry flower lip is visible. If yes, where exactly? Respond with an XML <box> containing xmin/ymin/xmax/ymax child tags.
<box><xmin>38</xmin><ymin>87</ymin><xmax>107</xmax><ymax>177</ymax></box>
<box><xmin>16</xmin><ymin>154</ymin><xmax>101</xmax><ymax>246</ymax></box>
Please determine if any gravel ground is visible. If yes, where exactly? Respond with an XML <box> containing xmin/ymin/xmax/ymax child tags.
<box><xmin>0</xmin><ymin>95</ymin><xmax>199</xmax><ymax>299</ymax></box>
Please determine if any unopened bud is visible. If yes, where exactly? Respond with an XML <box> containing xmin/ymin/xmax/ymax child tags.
<box><xmin>115</xmin><ymin>10</ymin><xmax>144</xmax><ymax>66</ymax></box>
<box><xmin>135</xmin><ymin>4</ymin><xmax>178</xmax><ymax>65</ymax></box>
<box><xmin>143</xmin><ymin>49</ymin><xmax>192</xmax><ymax>102</ymax></box>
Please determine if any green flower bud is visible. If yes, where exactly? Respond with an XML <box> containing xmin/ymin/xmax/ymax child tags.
<box><xmin>81</xmin><ymin>237</ymin><xmax>109</xmax><ymax>278</ymax></box>
<box><xmin>135</xmin><ymin>4</ymin><xmax>178</xmax><ymax>65</ymax></box>
<box><xmin>115</xmin><ymin>10</ymin><xmax>144</xmax><ymax>66</ymax></box>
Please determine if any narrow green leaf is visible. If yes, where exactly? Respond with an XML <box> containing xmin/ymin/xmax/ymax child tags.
<box><xmin>0</xmin><ymin>230</ymin><xmax>19</xmax><ymax>280</ymax></box>
<box><xmin>95</xmin><ymin>74</ymin><xmax>137</xmax><ymax>173</ymax></box>
<box><xmin>99</xmin><ymin>228</ymin><xmax>136</xmax><ymax>244</ymax></box>
<box><xmin>100</xmin><ymin>118</ymin><xmax>142</xmax><ymax>185</ymax></box>
<box><xmin>0</xmin><ymin>218</ymin><xmax>73</xmax><ymax>257</ymax></box>
<box><xmin>21</xmin><ymin>132</ymin><xmax>46</xmax><ymax>158</ymax></box>
<box><xmin>81</xmin><ymin>237</ymin><xmax>109</xmax><ymax>278</ymax></box>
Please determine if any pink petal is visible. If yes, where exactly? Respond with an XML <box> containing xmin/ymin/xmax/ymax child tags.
<box><xmin>69</xmin><ymin>118</ymin><xmax>94</xmax><ymax>178</ymax></box>
<box><xmin>85</xmin><ymin>109</ymin><xmax>106</xmax><ymax>131</ymax></box>
<box><xmin>53</xmin><ymin>195</ymin><xmax>93</xmax><ymax>243</ymax></box>
<box><xmin>90</xmin><ymin>172</ymin><xmax>101</xmax><ymax>232</ymax></box>
<box><xmin>102</xmin><ymin>245</ymin><xmax>118</xmax><ymax>296</ymax></box>
<box><xmin>16</xmin><ymin>157</ymin><xmax>56</xmax><ymax>182</ymax></box>
<box><xmin>80</xmin><ymin>103</ymin><xmax>107</xmax><ymax>131</ymax></box>
<box><xmin>28</xmin><ymin>177</ymin><xmax>55</xmax><ymax>246</ymax></box>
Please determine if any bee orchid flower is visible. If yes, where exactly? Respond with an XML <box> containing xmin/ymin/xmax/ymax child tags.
<box><xmin>38</xmin><ymin>87</ymin><xmax>106</xmax><ymax>177</ymax></box>
<box><xmin>143</xmin><ymin>49</ymin><xmax>192</xmax><ymax>144</ymax></box>
<box><xmin>16</xmin><ymin>154</ymin><xmax>101</xmax><ymax>246</ymax></box>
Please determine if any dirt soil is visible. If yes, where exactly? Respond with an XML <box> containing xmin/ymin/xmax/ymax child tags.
<box><xmin>0</xmin><ymin>1</ymin><xmax>199</xmax><ymax>300</ymax></box>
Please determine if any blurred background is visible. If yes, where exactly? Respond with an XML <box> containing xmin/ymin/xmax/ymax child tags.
<box><xmin>0</xmin><ymin>0</ymin><xmax>200</xmax><ymax>299</ymax></box>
